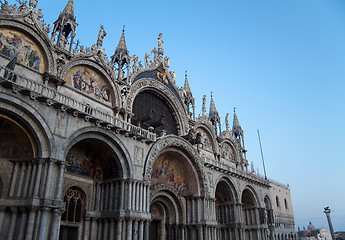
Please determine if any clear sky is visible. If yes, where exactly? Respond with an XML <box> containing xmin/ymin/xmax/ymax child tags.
<box><xmin>34</xmin><ymin>0</ymin><xmax>345</xmax><ymax>231</ymax></box>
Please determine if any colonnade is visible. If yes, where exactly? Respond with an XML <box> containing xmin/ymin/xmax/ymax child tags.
<box><xmin>91</xmin><ymin>179</ymin><xmax>150</xmax><ymax>213</ymax></box>
<box><xmin>0</xmin><ymin>158</ymin><xmax>66</xmax><ymax>240</ymax></box>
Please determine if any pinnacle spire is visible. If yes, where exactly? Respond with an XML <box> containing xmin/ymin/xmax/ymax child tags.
<box><xmin>184</xmin><ymin>71</ymin><xmax>191</xmax><ymax>94</ymax></box>
<box><xmin>233</xmin><ymin>108</ymin><xmax>241</xmax><ymax>131</ymax></box>
<box><xmin>61</xmin><ymin>0</ymin><xmax>75</xmax><ymax>20</ymax></box>
<box><xmin>209</xmin><ymin>93</ymin><xmax>219</xmax><ymax>119</ymax></box>
<box><xmin>115</xmin><ymin>28</ymin><xmax>128</xmax><ymax>57</ymax></box>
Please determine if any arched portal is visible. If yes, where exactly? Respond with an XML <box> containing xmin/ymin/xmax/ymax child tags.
<box><xmin>215</xmin><ymin>180</ymin><xmax>238</xmax><ymax>239</ymax></box>
<box><xmin>149</xmin><ymin>190</ymin><xmax>182</xmax><ymax>240</ymax></box>
<box><xmin>242</xmin><ymin>188</ymin><xmax>260</xmax><ymax>240</ymax></box>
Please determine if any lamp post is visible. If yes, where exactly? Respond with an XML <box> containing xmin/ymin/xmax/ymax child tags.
<box><xmin>324</xmin><ymin>207</ymin><xmax>335</xmax><ymax>240</ymax></box>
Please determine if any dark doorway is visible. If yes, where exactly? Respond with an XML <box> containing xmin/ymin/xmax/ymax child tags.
<box><xmin>59</xmin><ymin>226</ymin><xmax>78</xmax><ymax>240</ymax></box>
<box><xmin>149</xmin><ymin>220</ymin><xmax>160</xmax><ymax>240</ymax></box>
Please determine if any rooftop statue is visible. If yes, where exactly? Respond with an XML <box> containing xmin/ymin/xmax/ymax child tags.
<box><xmin>97</xmin><ymin>25</ymin><xmax>106</xmax><ymax>49</ymax></box>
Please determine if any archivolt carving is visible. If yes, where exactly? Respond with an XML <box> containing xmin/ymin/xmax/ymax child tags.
<box><xmin>128</xmin><ymin>78</ymin><xmax>188</xmax><ymax>135</ymax></box>
<box><xmin>62</xmin><ymin>59</ymin><xmax>121</xmax><ymax>107</ymax></box>
<box><xmin>0</xmin><ymin>20</ymin><xmax>54</xmax><ymax>73</ymax></box>
<box><xmin>144</xmin><ymin>135</ymin><xmax>210</xmax><ymax>197</ymax></box>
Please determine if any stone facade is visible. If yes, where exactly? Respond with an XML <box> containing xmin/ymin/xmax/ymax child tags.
<box><xmin>0</xmin><ymin>1</ymin><xmax>297</xmax><ymax>239</ymax></box>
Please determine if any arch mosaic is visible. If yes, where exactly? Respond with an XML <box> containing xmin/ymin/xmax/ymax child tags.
<box><xmin>220</xmin><ymin>139</ymin><xmax>238</xmax><ymax>162</ymax></box>
<box><xmin>215</xmin><ymin>176</ymin><xmax>239</xmax><ymax>203</ymax></box>
<box><xmin>241</xmin><ymin>185</ymin><xmax>260</xmax><ymax>208</ymax></box>
<box><xmin>0</xmin><ymin>93</ymin><xmax>53</xmax><ymax>158</ymax></box>
<box><xmin>60</xmin><ymin>127</ymin><xmax>132</xmax><ymax>179</ymax></box>
<box><xmin>150</xmin><ymin>149</ymin><xmax>199</xmax><ymax>196</ymax></box>
<box><xmin>144</xmin><ymin>135</ymin><xmax>209</xmax><ymax>197</ymax></box>
<box><xmin>62</xmin><ymin>59</ymin><xmax>120</xmax><ymax>107</ymax></box>
<box><xmin>0</xmin><ymin>20</ymin><xmax>54</xmax><ymax>73</ymax></box>
<box><xmin>127</xmin><ymin>78</ymin><xmax>189</xmax><ymax>135</ymax></box>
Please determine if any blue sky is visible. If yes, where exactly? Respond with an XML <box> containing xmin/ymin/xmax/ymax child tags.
<box><xmin>35</xmin><ymin>0</ymin><xmax>345</xmax><ymax>231</ymax></box>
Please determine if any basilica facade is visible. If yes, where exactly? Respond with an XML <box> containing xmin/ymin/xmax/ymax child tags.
<box><xmin>0</xmin><ymin>1</ymin><xmax>297</xmax><ymax>239</ymax></box>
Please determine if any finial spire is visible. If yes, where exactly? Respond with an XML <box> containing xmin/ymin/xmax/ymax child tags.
<box><xmin>111</xmin><ymin>28</ymin><xmax>131</xmax><ymax>81</ymax></box>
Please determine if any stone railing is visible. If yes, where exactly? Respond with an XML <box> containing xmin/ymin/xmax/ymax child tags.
<box><xmin>0</xmin><ymin>66</ymin><xmax>156</xmax><ymax>142</ymax></box>
<box><xmin>202</xmin><ymin>155</ymin><xmax>270</xmax><ymax>187</ymax></box>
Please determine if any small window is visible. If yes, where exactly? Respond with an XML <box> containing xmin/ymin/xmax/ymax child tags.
<box><xmin>61</xmin><ymin>187</ymin><xmax>84</xmax><ymax>223</ymax></box>
<box><xmin>284</xmin><ymin>198</ymin><xmax>288</xmax><ymax>209</ymax></box>
<box><xmin>276</xmin><ymin>196</ymin><xmax>280</xmax><ymax>207</ymax></box>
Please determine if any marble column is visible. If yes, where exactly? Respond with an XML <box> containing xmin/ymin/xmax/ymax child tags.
<box><xmin>22</xmin><ymin>163</ymin><xmax>32</xmax><ymax>197</ymax></box>
<box><xmin>138</xmin><ymin>220</ymin><xmax>144</xmax><ymax>240</ymax></box>
<box><xmin>17</xmin><ymin>208</ymin><xmax>28</xmax><ymax>240</ymax></box>
<box><xmin>139</xmin><ymin>183</ymin><xmax>143</xmax><ymax>212</ymax></box>
<box><xmin>144</xmin><ymin>220</ymin><xmax>150</xmax><ymax>240</ymax></box>
<box><xmin>103</xmin><ymin>219</ymin><xmax>109</xmax><ymax>240</ymax></box>
<box><xmin>133</xmin><ymin>219</ymin><xmax>139</xmax><ymax>240</ymax></box>
<box><xmin>97</xmin><ymin>220</ymin><xmax>103</xmax><ymax>240</ymax></box>
<box><xmin>43</xmin><ymin>160</ymin><xmax>54</xmax><ymax>199</ymax></box>
<box><xmin>198</xmin><ymin>225</ymin><xmax>203</xmax><ymax>240</ymax></box>
<box><xmin>90</xmin><ymin>218</ymin><xmax>98</xmax><ymax>240</ymax></box>
<box><xmin>117</xmin><ymin>219</ymin><xmax>123</xmax><ymax>240</ymax></box>
<box><xmin>16</xmin><ymin>162</ymin><xmax>26</xmax><ymax>197</ymax></box>
<box><xmin>109</xmin><ymin>219</ymin><xmax>115</xmax><ymax>240</ymax></box>
<box><xmin>7</xmin><ymin>207</ymin><xmax>18</xmax><ymax>240</ymax></box>
<box><xmin>33</xmin><ymin>159</ymin><xmax>44</xmax><ymax>197</ymax></box>
<box><xmin>9</xmin><ymin>162</ymin><xmax>20</xmax><ymax>197</ymax></box>
<box><xmin>127</xmin><ymin>219</ymin><xmax>133</xmax><ymax>240</ymax></box>
<box><xmin>119</xmin><ymin>181</ymin><xmax>125</xmax><ymax>210</ymax></box>
<box><xmin>55</xmin><ymin>162</ymin><xmax>66</xmax><ymax>200</ymax></box>
<box><xmin>24</xmin><ymin>207</ymin><xmax>39</xmax><ymax>240</ymax></box>
<box><xmin>38</xmin><ymin>207</ymin><xmax>51</xmax><ymax>240</ymax></box>
<box><xmin>82</xmin><ymin>217</ymin><xmax>91</xmax><ymax>240</ymax></box>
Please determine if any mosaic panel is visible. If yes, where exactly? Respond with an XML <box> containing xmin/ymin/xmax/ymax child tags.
<box><xmin>151</xmin><ymin>155</ymin><xmax>189</xmax><ymax>193</ymax></box>
<box><xmin>221</xmin><ymin>143</ymin><xmax>235</xmax><ymax>161</ymax></box>
<box><xmin>0</xmin><ymin>114</ymin><xmax>36</xmax><ymax>159</ymax></box>
<box><xmin>0</xmin><ymin>28</ymin><xmax>46</xmax><ymax>72</ymax></box>
<box><xmin>65</xmin><ymin>66</ymin><xmax>112</xmax><ymax>103</ymax></box>
<box><xmin>66</xmin><ymin>140</ymin><xmax>119</xmax><ymax>180</ymax></box>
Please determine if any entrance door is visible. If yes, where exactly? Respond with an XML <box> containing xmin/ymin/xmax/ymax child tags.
<box><xmin>149</xmin><ymin>220</ymin><xmax>161</xmax><ymax>240</ymax></box>
<box><xmin>59</xmin><ymin>226</ymin><xmax>78</xmax><ymax>240</ymax></box>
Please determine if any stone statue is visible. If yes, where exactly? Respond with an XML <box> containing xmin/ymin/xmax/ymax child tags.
<box><xmin>1</xmin><ymin>1</ymin><xmax>11</xmax><ymax>13</ymax></box>
<box><xmin>96</xmin><ymin>25</ymin><xmax>106</xmax><ymax>49</ymax></box>
<box><xmin>202</xmin><ymin>95</ymin><xmax>206</xmax><ymax>116</ymax></box>
<box><xmin>158</xmin><ymin>33</ymin><xmax>163</xmax><ymax>49</ymax></box>
<box><xmin>29</xmin><ymin>0</ymin><xmax>38</xmax><ymax>8</ymax></box>
<box><xmin>164</xmin><ymin>56</ymin><xmax>169</xmax><ymax>67</ymax></box>
<box><xmin>131</xmin><ymin>55</ymin><xmax>138</xmax><ymax>74</ymax></box>
<box><xmin>225</xmin><ymin>113</ymin><xmax>229</xmax><ymax>131</ymax></box>
<box><xmin>157</xmin><ymin>33</ymin><xmax>164</xmax><ymax>61</ymax></box>
<box><xmin>138</xmin><ymin>61</ymin><xmax>143</xmax><ymax>71</ymax></box>
<box><xmin>144</xmin><ymin>53</ymin><xmax>150</xmax><ymax>69</ymax></box>
<box><xmin>19</xmin><ymin>1</ymin><xmax>28</xmax><ymax>12</ymax></box>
